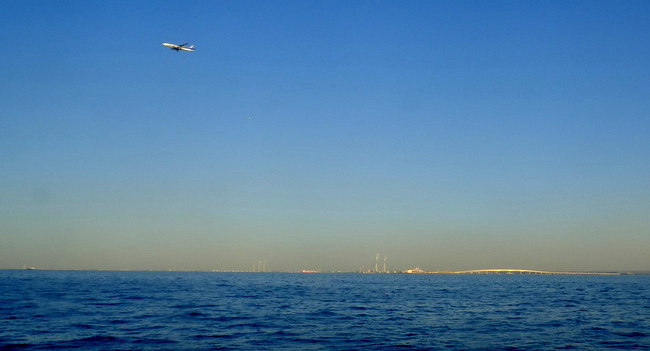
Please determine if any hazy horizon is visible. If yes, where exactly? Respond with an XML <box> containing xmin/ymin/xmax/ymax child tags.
<box><xmin>2</xmin><ymin>0</ymin><xmax>649</xmax><ymax>272</ymax></box>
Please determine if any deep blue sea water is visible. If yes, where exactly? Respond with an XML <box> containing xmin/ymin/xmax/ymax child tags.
<box><xmin>1</xmin><ymin>271</ymin><xmax>649</xmax><ymax>350</ymax></box>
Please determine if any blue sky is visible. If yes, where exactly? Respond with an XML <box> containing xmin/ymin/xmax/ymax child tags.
<box><xmin>1</xmin><ymin>0</ymin><xmax>649</xmax><ymax>271</ymax></box>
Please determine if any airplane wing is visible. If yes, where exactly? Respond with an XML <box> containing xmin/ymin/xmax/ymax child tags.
<box><xmin>178</xmin><ymin>43</ymin><xmax>189</xmax><ymax>47</ymax></box>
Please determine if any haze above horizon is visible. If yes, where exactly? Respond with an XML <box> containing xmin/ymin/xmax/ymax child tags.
<box><xmin>1</xmin><ymin>0</ymin><xmax>649</xmax><ymax>272</ymax></box>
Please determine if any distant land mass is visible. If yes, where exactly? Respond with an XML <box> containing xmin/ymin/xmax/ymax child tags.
<box><xmin>10</xmin><ymin>267</ymin><xmax>650</xmax><ymax>275</ymax></box>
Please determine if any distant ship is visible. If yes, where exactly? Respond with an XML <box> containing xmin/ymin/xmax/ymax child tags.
<box><xmin>301</xmin><ymin>270</ymin><xmax>319</xmax><ymax>273</ymax></box>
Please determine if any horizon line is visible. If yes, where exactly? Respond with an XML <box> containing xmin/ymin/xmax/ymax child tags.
<box><xmin>4</xmin><ymin>267</ymin><xmax>649</xmax><ymax>275</ymax></box>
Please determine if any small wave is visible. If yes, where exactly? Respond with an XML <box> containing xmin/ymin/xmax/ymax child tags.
<box><xmin>271</xmin><ymin>330</ymin><xmax>298</xmax><ymax>337</ymax></box>
<box><xmin>78</xmin><ymin>335</ymin><xmax>117</xmax><ymax>342</ymax></box>
<box><xmin>133</xmin><ymin>338</ymin><xmax>177</xmax><ymax>345</ymax></box>
<box><xmin>71</xmin><ymin>324</ymin><xmax>93</xmax><ymax>329</ymax></box>
<box><xmin>614</xmin><ymin>331</ymin><xmax>647</xmax><ymax>338</ymax></box>
<box><xmin>90</xmin><ymin>301</ymin><xmax>123</xmax><ymax>306</ymax></box>
<box><xmin>187</xmin><ymin>311</ymin><xmax>207</xmax><ymax>317</ymax></box>
<box><xmin>193</xmin><ymin>334</ymin><xmax>234</xmax><ymax>340</ymax></box>
<box><xmin>0</xmin><ymin>344</ymin><xmax>32</xmax><ymax>350</ymax></box>
<box><xmin>314</xmin><ymin>309</ymin><xmax>336</xmax><ymax>316</ymax></box>
<box><xmin>171</xmin><ymin>303</ymin><xmax>219</xmax><ymax>309</ymax></box>
<box><xmin>122</xmin><ymin>295</ymin><xmax>146</xmax><ymax>300</ymax></box>
<box><xmin>213</xmin><ymin>316</ymin><xmax>250</xmax><ymax>322</ymax></box>
<box><xmin>230</xmin><ymin>322</ymin><xmax>267</xmax><ymax>329</ymax></box>
<box><xmin>38</xmin><ymin>335</ymin><xmax>121</xmax><ymax>350</ymax></box>
<box><xmin>384</xmin><ymin>344</ymin><xmax>424</xmax><ymax>350</ymax></box>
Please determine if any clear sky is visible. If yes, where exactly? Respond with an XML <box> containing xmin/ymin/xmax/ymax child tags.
<box><xmin>1</xmin><ymin>0</ymin><xmax>649</xmax><ymax>272</ymax></box>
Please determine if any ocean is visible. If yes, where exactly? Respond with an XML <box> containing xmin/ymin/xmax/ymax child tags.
<box><xmin>1</xmin><ymin>270</ymin><xmax>649</xmax><ymax>350</ymax></box>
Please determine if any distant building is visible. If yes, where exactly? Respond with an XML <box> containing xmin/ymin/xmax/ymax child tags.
<box><xmin>405</xmin><ymin>267</ymin><xmax>425</xmax><ymax>274</ymax></box>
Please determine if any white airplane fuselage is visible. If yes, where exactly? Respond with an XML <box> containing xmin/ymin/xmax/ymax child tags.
<box><xmin>162</xmin><ymin>42</ymin><xmax>195</xmax><ymax>52</ymax></box>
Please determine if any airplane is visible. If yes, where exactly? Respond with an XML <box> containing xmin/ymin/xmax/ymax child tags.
<box><xmin>162</xmin><ymin>42</ymin><xmax>195</xmax><ymax>52</ymax></box>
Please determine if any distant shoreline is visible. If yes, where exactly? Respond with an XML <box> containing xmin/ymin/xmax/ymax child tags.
<box><xmin>3</xmin><ymin>268</ymin><xmax>650</xmax><ymax>275</ymax></box>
